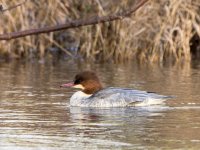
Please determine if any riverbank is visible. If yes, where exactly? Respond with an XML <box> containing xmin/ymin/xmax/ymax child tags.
<box><xmin>0</xmin><ymin>0</ymin><xmax>199</xmax><ymax>63</ymax></box>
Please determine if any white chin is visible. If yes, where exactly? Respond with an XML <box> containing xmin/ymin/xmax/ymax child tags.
<box><xmin>72</xmin><ymin>84</ymin><xmax>85</xmax><ymax>90</ymax></box>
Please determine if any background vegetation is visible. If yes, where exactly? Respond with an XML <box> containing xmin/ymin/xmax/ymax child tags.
<box><xmin>0</xmin><ymin>0</ymin><xmax>199</xmax><ymax>62</ymax></box>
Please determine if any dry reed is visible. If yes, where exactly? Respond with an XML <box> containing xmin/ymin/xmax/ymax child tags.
<box><xmin>0</xmin><ymin>0</ymin><xmax>199</xmax><ymax>62</ymax></box>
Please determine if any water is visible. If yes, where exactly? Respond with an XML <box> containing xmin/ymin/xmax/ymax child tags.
<box><xmin>0</xmin><ymin>60</ymin><xmax>200</xmax><ymax>149</ymax></box>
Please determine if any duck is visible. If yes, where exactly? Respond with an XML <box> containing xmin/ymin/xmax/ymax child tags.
<box><xmin>60</xmin><ymin>71</ymin><xmax>172</xmax><ymax>107</ymax></box>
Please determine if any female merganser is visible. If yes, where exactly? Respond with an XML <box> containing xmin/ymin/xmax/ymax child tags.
<box><xmin>60</xmin><ymin>71</ymin><xmax>171</xmax><ymax>107</ymax></box>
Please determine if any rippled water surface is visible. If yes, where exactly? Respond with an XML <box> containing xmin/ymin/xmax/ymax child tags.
<box><xmin>0</xmin><ymin>60</ymin><xmax>200</xmax><ymax>149</ymax></box>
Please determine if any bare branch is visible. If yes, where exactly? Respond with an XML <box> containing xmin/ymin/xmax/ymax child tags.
<box><xmin>0</xmin><ymin>0</ymin><xmax>149</xmax><ymax>40</ymax></box>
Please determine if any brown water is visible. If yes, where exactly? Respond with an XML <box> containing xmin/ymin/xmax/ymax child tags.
<box><xmin>0</xmin><ymin>60</ymin><xmax>200</xmax><ymax>150</ymax></box>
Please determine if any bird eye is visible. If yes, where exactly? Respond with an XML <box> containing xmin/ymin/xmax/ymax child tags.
<box><xmin>74</xmin><ymin>78</ymin><xmax>82</xmax><ymax>84</ymax></box>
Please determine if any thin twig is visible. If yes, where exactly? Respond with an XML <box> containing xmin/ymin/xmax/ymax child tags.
<box><xmin>0</xmin><ymin>0</ymin><xmax>27</xmax><ymax>13</ymax></box>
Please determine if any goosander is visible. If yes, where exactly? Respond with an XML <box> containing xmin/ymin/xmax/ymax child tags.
<box><xmin>60</xmin><ymin>71</ymin><xmax>171</xmax><ymax>107</ymax></box>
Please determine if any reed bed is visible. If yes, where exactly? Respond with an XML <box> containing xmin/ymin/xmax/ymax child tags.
<box><xmin>0</xmin><ymin>0</ymin><xmax>199</xmax><ymax>62</ymax></box>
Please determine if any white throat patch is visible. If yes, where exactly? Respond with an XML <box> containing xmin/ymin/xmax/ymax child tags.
<box><xmin>72</xmin><ymin>84</ymin><xmax>85</xmax><ymax>89</ymax></box>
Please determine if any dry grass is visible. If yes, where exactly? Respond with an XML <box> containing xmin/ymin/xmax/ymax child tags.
<box><xmin>0</xmin><ymin>0</ymin><xmax>199</xmax><ymax>62</ymax></box>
